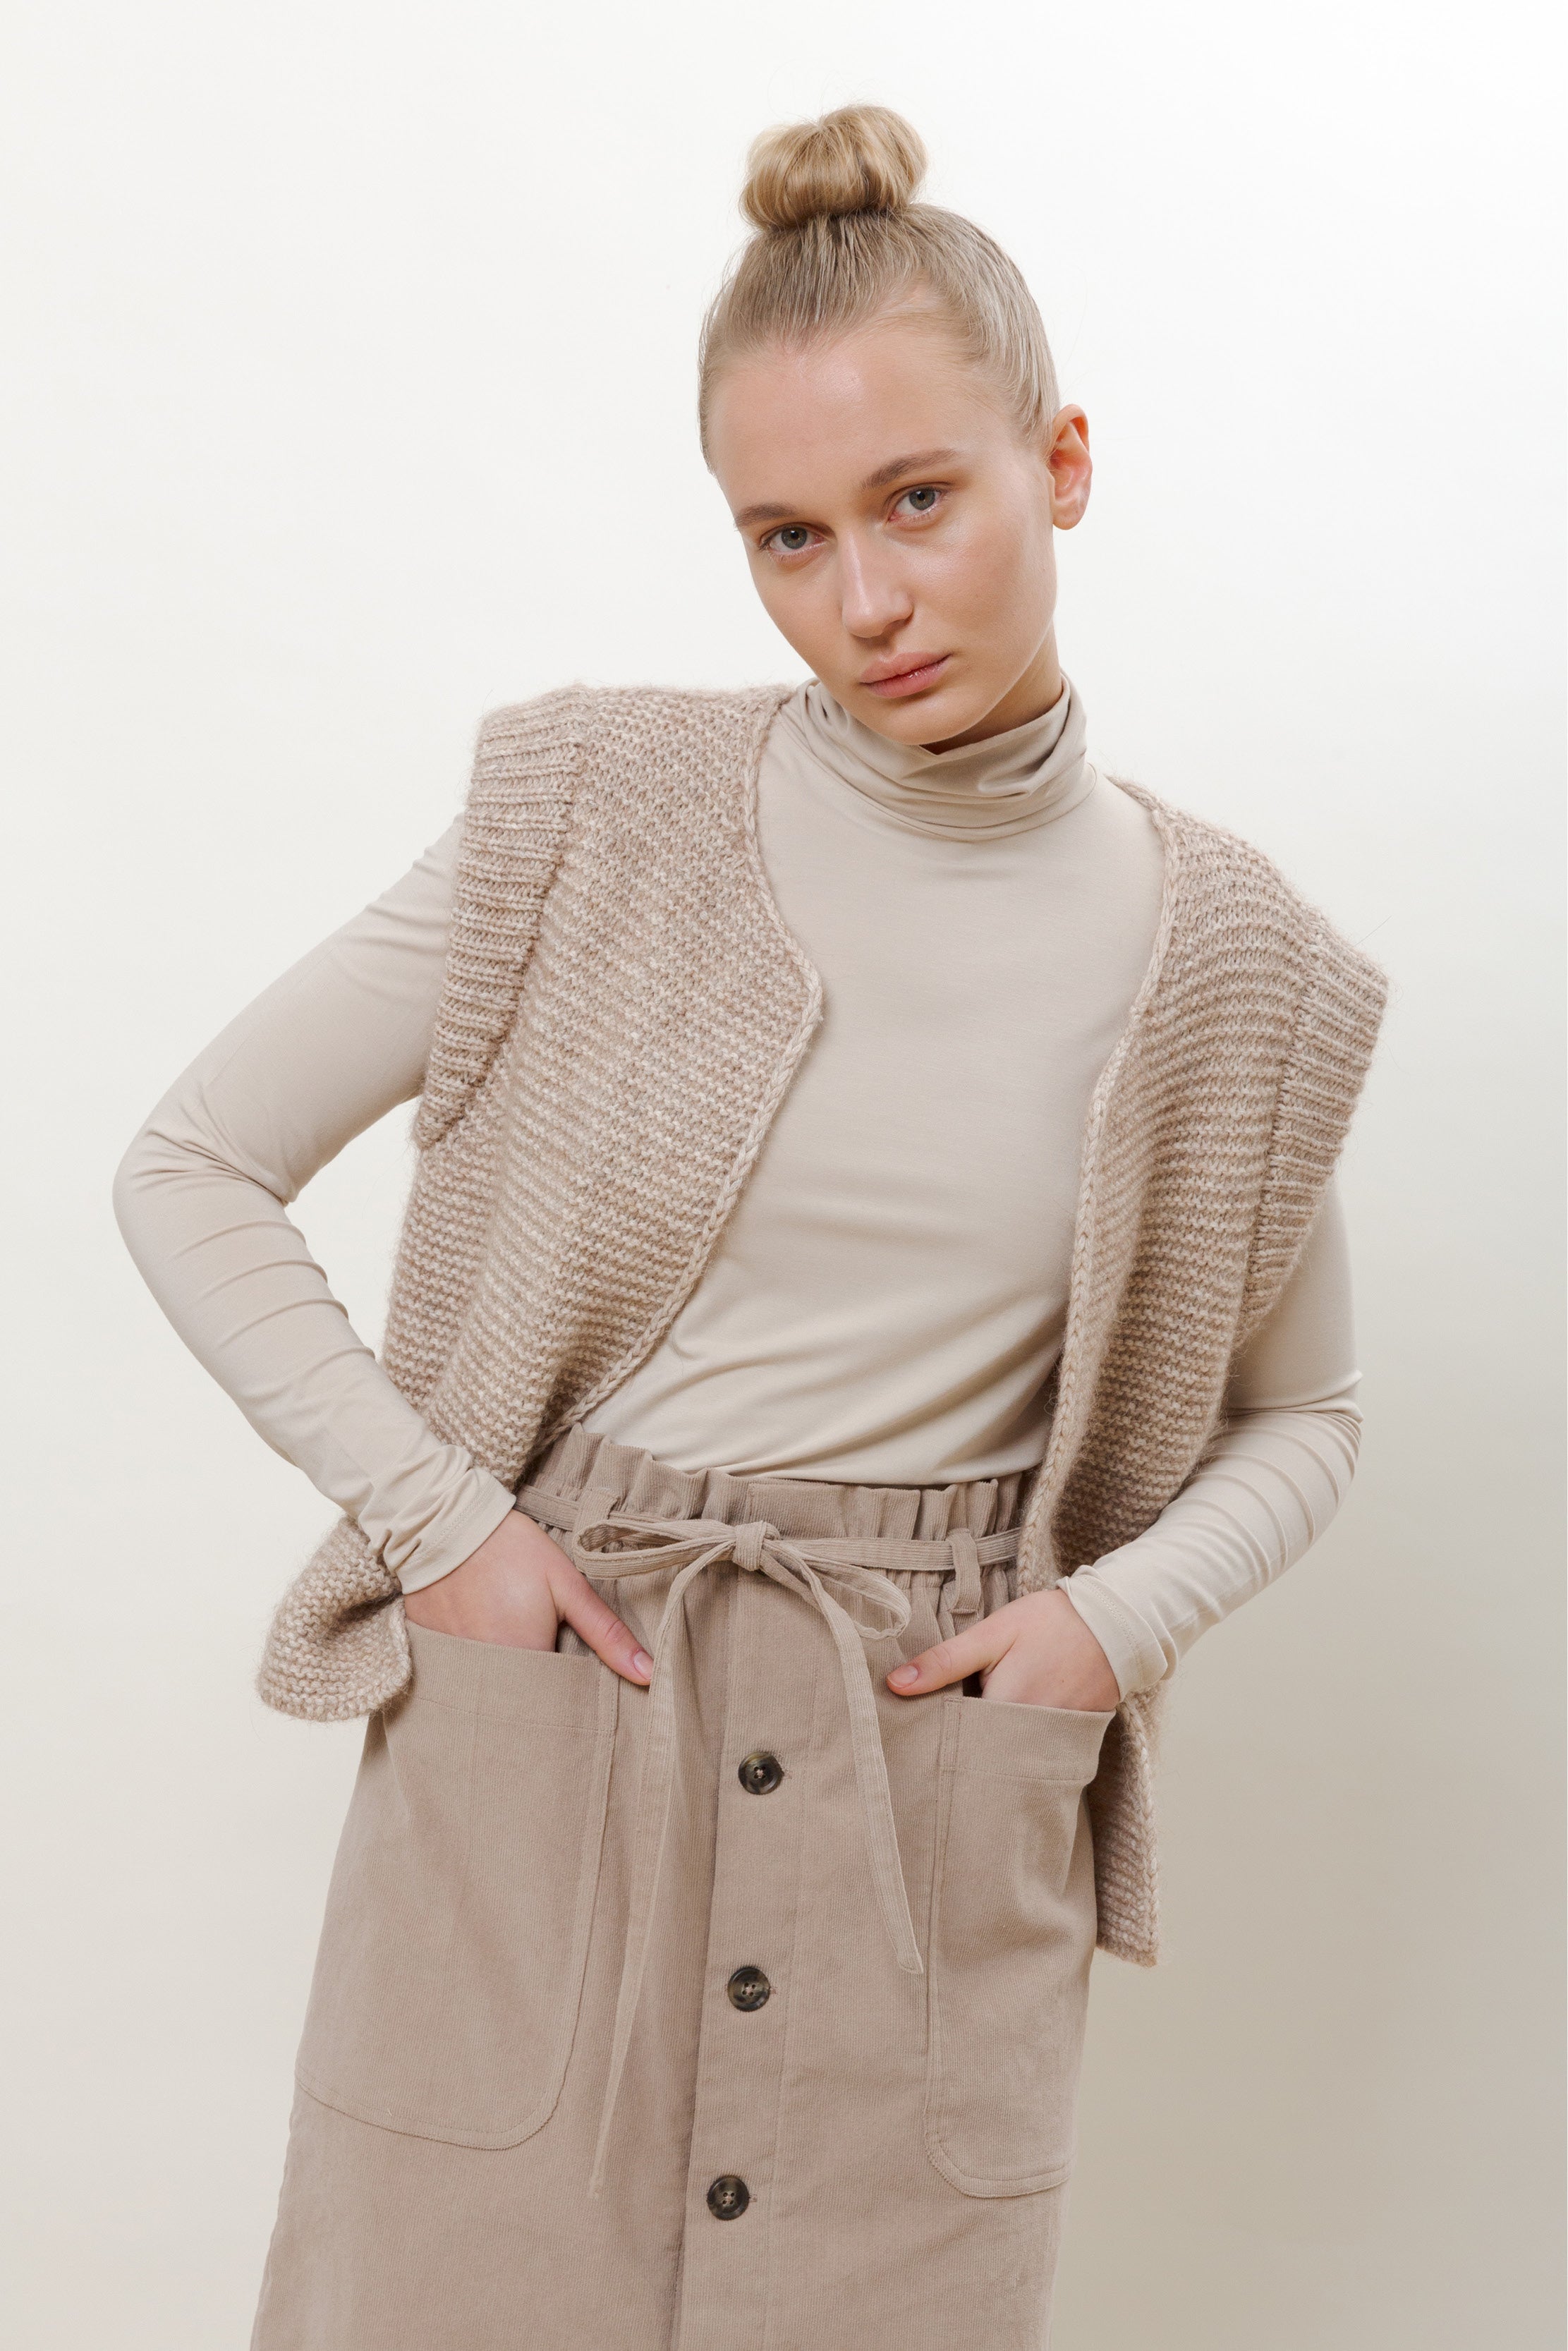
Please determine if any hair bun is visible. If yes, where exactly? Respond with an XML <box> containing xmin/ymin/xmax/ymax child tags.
<box><xmin>741</xmin><ymin>104</ymin><xmax>927</xmax><ymax>233</ymax></box>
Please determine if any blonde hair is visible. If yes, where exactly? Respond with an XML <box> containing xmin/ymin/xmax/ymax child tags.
<box><xmin>698</xmin><ymin>104</ymin><xmax>1059</xmax><ymax>462</ymax></box>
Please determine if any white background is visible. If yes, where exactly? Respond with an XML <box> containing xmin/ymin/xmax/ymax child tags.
<box><xmin>3</xmin><ymin>1</ymin><xmax>1562</xmax><ymax>2342</ymax></box>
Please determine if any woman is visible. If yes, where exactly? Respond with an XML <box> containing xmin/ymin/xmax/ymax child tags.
<box><xmin>116</xmin><ymin>105</ymin><xmax>1386</xmax><ymax>2351</ymax></box>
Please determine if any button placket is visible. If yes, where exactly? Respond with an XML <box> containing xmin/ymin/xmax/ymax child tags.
<box><xmin>676</xmin><ymin>1571</ymin><xmax>822</xmax><ymax>2350</ymax></box>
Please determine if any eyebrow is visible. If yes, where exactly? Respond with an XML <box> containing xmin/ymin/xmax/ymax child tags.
<box><xmin>860</xmin><ymin>445</ymin><xmax>964</xmax><ymax>493</ymax></box>
<box><xmin>732</xmin><ymin>446</ymin><xmax>965</xmax><ymax>531</ymax></box>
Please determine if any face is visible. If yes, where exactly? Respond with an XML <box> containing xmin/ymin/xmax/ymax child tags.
<box><xmin>707</xmin><ymin>314</ymin><xmax>1091</xmax><ymax>750</ymax></box>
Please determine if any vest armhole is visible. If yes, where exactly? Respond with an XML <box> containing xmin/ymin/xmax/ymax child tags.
<box><xmin>1237</xmin><ymin>912</ymin><xmax>1389</xmax><ymax>1348</ymax></box>
<box><xmin>412</xmin><ymin>688</ymin><xmax>592</xmax><ymax>1150</ymax></box>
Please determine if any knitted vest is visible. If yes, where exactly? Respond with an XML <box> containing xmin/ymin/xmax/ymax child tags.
<box><xmin>257</xmin><ymin>684</ymin><xmax>1387</xmax><ymax>1965</ymax></box>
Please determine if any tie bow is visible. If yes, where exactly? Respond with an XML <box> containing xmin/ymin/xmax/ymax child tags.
<box><xmin>572</xmin><ymin>1509</ymin><xmax>914</xmax><ymax>1646</ymax></box>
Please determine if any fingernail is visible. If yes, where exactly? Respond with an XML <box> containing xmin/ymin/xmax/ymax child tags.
<box><xmin>632</xmin><ymin>1650</ymin><xmax>654</xmax><ymax>1679</ymax></box>
<box><xmin>889</xmin><ymin>1663</ymin><xmax>920</xmax><ymax>1688</ymax></box>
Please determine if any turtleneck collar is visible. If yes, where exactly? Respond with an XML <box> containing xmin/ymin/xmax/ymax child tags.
<box><xmin>777</xmin><ymin>674</ymin><xmax>1095</xmax><ymax>842</ymax></box>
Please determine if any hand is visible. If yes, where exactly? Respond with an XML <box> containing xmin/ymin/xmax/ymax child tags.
<box><xmin>886</xmin><ymin>1587</ymin><xmax>1120</xmax><ymax>1711</ymax></box>
<box><xmin>402</xmin><ymin>1510</ymin><xmax>653</xmax><ymax>1686</ymax></box>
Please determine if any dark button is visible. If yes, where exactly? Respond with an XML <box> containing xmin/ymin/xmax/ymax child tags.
<box><xmin>706</xmin><ymin>2173</ymin><xmax>750</xmax><ymax>2220</ymax></box>
<box><xmin>727</xmin><ymin>1964</ymin><xmax>772</xmax><ymax>2012</ymax></box>
<box><xmin>737</xmin><ymin>1750</ymin><xmax>784</xmax><ymax>1795</ymax></box>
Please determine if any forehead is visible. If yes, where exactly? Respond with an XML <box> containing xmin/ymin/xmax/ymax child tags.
<box><xmin>707</xmin><ymin>320</ymin><xmax>1012</xmax><ymax>509</ymax></box>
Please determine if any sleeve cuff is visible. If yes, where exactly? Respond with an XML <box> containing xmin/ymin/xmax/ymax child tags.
<box><xmin>1059</xmin><ymin>1572</ymin><xmax>1169</xmax><ymax>1701</ymax></box>
<box><xmin>394</xmin><ymin>1474</ymin><xmax>520</xmax><ymax>1595</ymax></box>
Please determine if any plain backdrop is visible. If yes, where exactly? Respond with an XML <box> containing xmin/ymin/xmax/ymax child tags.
<box><xmin>2</xmin><ymin>1</ymin><xmax>1562</xmax><ymax>2343</ymax></box>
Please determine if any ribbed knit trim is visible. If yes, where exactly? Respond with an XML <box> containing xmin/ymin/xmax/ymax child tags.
<box><xmin>1238</xmin><ymin>913</ymin><xmax>1391</xmax><ymax>1344</ymax></box>
<box><xmin>413</xmin><ymin>690</ymin><xmax>587</xmax><ymax>1148</ymax></box>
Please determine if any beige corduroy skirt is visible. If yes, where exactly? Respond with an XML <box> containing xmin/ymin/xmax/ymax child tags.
<box><xmin>251</xmin><ymin>1427</ymin><xmax>1112</xmax><ymax>2351</ymax></box>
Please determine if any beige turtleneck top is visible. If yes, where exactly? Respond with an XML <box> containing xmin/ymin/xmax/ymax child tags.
<box><xmin>114</xmin><ymin>682</ymin><xmax>1363</xmax><ymax>1699</ymax></box>
<box><xmin>585</xmin><ymin>679</ymin><xmax>1150</xmax><ymax>1475</ymax></box>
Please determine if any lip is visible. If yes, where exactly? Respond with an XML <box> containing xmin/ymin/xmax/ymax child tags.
<box><xmin>858</xmin><ymin>653</ymin><xmax>952</xmax><ymax>699</ymax></box>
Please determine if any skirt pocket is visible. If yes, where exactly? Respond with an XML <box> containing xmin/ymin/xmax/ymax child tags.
<box><xmin>293</xmin><ymin>1623</ymin><xmax>618</xmax><ymax>2149</ymax></box>
<box><xmin>923</xmin><ymin>1692</ymin><xmax>1112</xmax><ymax>2197</ymax></box>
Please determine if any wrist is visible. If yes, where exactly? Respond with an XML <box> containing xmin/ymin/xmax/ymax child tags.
<box><xmin>1057</xmin><ymin>1574</ymin><xmax>1162</xmax><ymax>1701</ymax></box>
<box><xmin>1042</xmin><ymin>1588</ymin><xmax>1121</xmax><ymax>1710</ymax></box>
<box><xmin>396</xmin><ymin>1476</ymin><xmax>520</xmax><ymax>1597</ymax></box>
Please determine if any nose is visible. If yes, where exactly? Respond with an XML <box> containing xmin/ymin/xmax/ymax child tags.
<box><xmin>838</xmin><ymin>533</ymin><xmax>914</xmax><ymax>643</ymax></box>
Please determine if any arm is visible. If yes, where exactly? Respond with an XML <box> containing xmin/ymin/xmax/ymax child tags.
<box><xmin>112</xmin><ymin>821</ymin><xmax>521</xmax><ymax>1588</ymax></box>
<box><xmin>888</xmin><ymin>1177</ymin><xmax>1361</xmax><ymax>1709</ymax></box>
<box><xmin>1057</xmin><ymin>1177</ymin><xmax>1361</xmax><ymax>1696</ymax></box>
<box><xmin>114</xmin><ymin>820</ymin><xmax>653</xmax><ymax>1681</ymax></box>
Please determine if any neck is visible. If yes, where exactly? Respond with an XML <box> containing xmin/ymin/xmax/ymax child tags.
<box><xmin>921</xmin><ymin>633</ymin><xmax>1064</xmax><ymax>753</ymax></box>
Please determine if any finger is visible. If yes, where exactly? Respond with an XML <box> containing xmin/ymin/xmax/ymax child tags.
<box><xmin>551</xmin><ymin>1561</ymin><xmax>654</xmax><ymax>1684</ymax></box>
<box><xmin>887</xmin><ymin>1617</ymin><xmax>1009</xmax><ymax>1697</ymax></box>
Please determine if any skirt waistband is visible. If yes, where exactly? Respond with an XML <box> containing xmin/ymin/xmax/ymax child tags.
<box><xmin>522</xmin><ymin>1423</ymin><xmax>1033</xmax><ymax>1551</ymax></box>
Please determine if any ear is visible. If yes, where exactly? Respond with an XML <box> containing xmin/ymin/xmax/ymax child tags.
<box><xmin>1044</xmin><ymin>405</ymin><xmax>1092</xmax><ymax>530</ymax></box>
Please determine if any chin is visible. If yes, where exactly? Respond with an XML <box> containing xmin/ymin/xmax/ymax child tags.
<box><xmin>849</xmin><ymin>684</ymin><xmax>985</xmax><ymax>748</ymax></box>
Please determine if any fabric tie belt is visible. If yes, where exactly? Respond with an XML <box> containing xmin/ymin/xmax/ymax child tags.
<box><xmin>513</xmin><ymin>1481</ymin><xmax>1021</xmax><ymax>2195</ymax></box>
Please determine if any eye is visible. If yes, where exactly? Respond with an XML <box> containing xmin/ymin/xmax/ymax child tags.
<box><xmin>894</xmin><ymin>485</ymin><xmax>942</xmax><ymax>518</ymax></box>
<box><xmin>762</xmin><ymin>523</ymin><xmax>818</xmax><ymax>556</ymax></box>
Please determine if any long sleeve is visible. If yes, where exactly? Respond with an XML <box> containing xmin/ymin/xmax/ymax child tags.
<box><xmin>113</xmin><ymin>820</ymin><xmax>518</xmax><ymax>1593</ymax></box>
<box><xmin>1059</xmin><ymin>1177</ymin><xmax>1363</xmax><ymax>1698</ymax></box>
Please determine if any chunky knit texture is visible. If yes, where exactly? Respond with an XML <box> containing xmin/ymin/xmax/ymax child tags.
<box><xmin>256</xmin><ymin>686</ymin><xmax>1387</xmax><ymax>1965</ymax></box>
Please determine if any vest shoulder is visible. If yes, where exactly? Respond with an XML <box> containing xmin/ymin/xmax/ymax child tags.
<box><xmin>1110</xmin><ymin>774</ymin><xmax>1386</xmax><ymax>1004</ymax></box>
<box><xmin>474</xmin><ymin>681</ymin><xmax>796</xmax><ymax>755</ymax></box>
<box><xmin>465</xmin><ymin>684</ymin><xmax>797</xmax><ymax>821</ymax></box>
